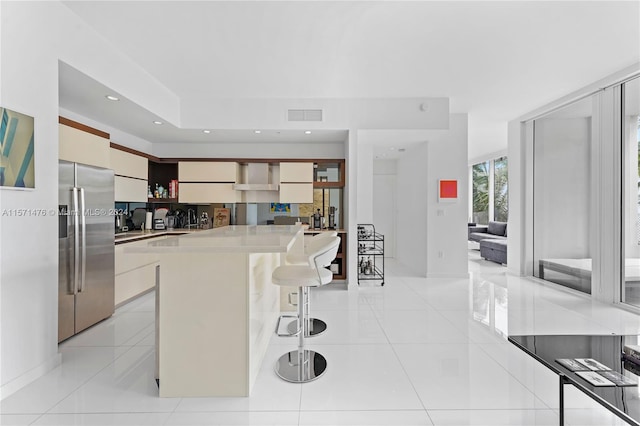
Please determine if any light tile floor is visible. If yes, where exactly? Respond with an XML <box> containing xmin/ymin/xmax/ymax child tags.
<box><xmin>2</xmin><ymin>251</ymin><xmax>639</xmax><ymax>425</ymax></box>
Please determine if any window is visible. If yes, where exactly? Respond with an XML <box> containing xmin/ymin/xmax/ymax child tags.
<box><xmin>470</xmin><ymin>157</ymin><xmax>508</xmax><ymax>225</ymax></box>
<box><xmin>622</xmin><ymin>77</ymin><xmax>640</xmax><ymax>307</ymax></box>
<box><xmin>493</xmin><ymin>156</ymin><xmax>508</xmax><ymax>223</ymax></box>
<box><xmin>472</xmin><ymin>161</ymin><xmax>489</xmax><ymax>224</ymax></box>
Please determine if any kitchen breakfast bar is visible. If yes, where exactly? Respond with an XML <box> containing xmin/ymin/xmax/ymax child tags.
<box><xmin>124</xmin><ymin>225</ymin><xmax>305</xmax><ymax>397</ymax></box>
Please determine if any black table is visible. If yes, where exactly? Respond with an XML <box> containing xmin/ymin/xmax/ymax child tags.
<box><xmin>509</xmin><ymin>335</ymin><xmax>640</xmax><ymax>426</ymax></box>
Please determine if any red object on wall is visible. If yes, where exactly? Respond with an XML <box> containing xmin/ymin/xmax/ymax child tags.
<box><xmin>439</xmin><ymin>180</ymin><xmax>458</xmax><ymax>199</ymax></box>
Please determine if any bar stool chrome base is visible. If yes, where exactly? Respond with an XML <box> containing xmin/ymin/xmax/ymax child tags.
<box><xmin>287</xmin><ymin>318</ymin><xmax>326</xmax><ymax>337</ymax></box>
<box><xmin>274</xmin><ymin>349</ymin><xmax>327</xmax><ymax>383</ymax></box>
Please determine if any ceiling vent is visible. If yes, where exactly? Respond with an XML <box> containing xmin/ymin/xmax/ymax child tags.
<box><xmin>287</xmin><ymin>109</ymin><xmax>323</xmax><ymax>122</ymax></box>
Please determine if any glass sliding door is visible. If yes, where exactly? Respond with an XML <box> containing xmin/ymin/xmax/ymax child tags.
<box><xmin>472</xmin><ymin>161</ymin><xmax>490</xmax><ymax>224</ymax></box>
<box><xmin>493</xmin><ymin>156</ymin><xmax>508</xmax><ymax>223</ymax></box>
<box><xmin>622</xmin><ymin>77</ymin><xmax>640</xmax><ymax>307</ymax></box>
<box><xmin>533</xmin><ymin>95</ymin><xmax>595</xmax><ymax>293</ymax></box>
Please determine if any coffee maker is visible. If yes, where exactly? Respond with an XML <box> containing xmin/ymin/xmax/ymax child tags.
<box><xmin>313</xmin><ymin>209</ymin><xmax>322</xmax><ymax>229</ymax></box>
<box><xmin>328</xmin><ymin>206</ymin><xmax>336</xmax><ymax>229</ymax></box>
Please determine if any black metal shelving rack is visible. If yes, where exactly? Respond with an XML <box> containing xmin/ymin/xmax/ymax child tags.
<box><xmin>357</xmin><ymin>224</ymin><xmax>384</xmax><ymax>286</ymax></box>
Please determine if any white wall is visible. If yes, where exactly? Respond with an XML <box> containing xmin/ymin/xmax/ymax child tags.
<box><xmin>373</xmin><ymin>160</ymin><xmax>397</xmax><ymax>258</ymax></box>
<box><xmin>0</xmin><ymin>1</ymin><xmax>178</xmax><ymax>397</ymax></box>
<box><xmin>181</xmin><ymin>97</ymin><xmax>450</xmax><ymax>131</ymax></box>
<box><xmin>153</xmin><ymin>141</ymin><xmax>345</xmax><ymax>159</ymax></box>
<box><xmin>356</xmin><ymin>143</ymin><xmax>374</xmax><ymax>224</ymax></box>
<box><xmin>425</xmin><ymin>114</ymin><xmax>469</xmax><ymax>277</ymax></box>
<box><xmin>396</xmin><ymin>143</ymin><xmax>428</xmax><ymax>275</ymax></box>
<box><xmin>372</xmin><ymin>176</ymin><xmax>397</xmax><ymax>258</ymax></box>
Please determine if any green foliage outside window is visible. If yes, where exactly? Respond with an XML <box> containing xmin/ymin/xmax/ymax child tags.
<box><xmin>494</xmin><ymin>157</ymin><xmax>509</xmax><ymax>222</ymax></box>
<box><xmin>472</xmin><ymin>162</ymin><xmax>489</xmax><ymax>224</ymax></box>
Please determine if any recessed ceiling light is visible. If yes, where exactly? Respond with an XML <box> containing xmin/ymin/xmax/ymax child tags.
<box><xmin>153</xmin><ymin>120</ymin><xmax>163</xmax><ymax>125</ymax></box>
<box><xmin>389</xmin><ymin>147</ymin><xmax>396</xmax><ymax>151</ymax></box>
<box><xmin>305</xmin><ymin>130</ymin><xmax>312</xmax><ymax>134</ymax></box>
<box><xmin>203</xmin><ymin>130</ymin><xmax>211</xmax><ymax>134</ymax></box>
<box><xmin>105</xmin><ymin>95</ymin><xmax>119</xmax><ymax>101</ymax></box>
<box><xmin>254</xmin><ymin>130</ymin><xmax>261</xmax><ymax>134</ymax></box>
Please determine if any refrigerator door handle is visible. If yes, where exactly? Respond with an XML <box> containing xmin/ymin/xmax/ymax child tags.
<box><xmin>72</xmin><ymin>187</ymin><xmax>80</xmax><ymax>295</ymax></box>
<box><xmin>79</xmin><ymin>187</ymin><xmax>87</xmax><ymax>293</ymax></box>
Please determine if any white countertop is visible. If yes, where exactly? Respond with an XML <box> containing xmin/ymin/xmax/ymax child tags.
<box><xmin>114</xmin><ymin>229</ymin><xmax>203</xmax><ymax>244</ymax></box>
<box><xmin>123</xmin><ymin>225</ymin><xmax>303</xmax><ymax>254</ymax></box>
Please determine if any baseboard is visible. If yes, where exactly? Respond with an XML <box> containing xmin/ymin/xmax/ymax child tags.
<box><xmin>0</xmin><ymin>352</ymin><xmax>62</xmax><ymax>400</ymax></box>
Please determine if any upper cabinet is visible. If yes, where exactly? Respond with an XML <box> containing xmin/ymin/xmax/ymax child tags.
<box><xmin>178</xmin><ymin>183</ymin><xmax>239</xmax><ymax>204</ymax></box>
<box><xmin>110</xmin><ymin>148</ymin><xmax>148</xmax><ymax>180</ymax></box>
<box><xmin>178</xmin><ymin>161</ymin><xmax>239</xmax><ymax>182</ymax></box>
<box><xmin>59</xmin><ymin>122</ymin><xmax>110</xmax><ymax>169</ymax></box>
<box><xmin>279</xmin><ymin>162</ymin><xmax>313</xmax><ymax>203</ymax></box>
<box><xmin>178</xmin><ymin>161</ymin><xmax>240</xmax><ymax>203</ymax></box>
<box><xmin>279</xmin><ymin>162</ymin><xmax>313</xmax><ymax>183</ymax></box>
<box><xmin>110</xmin><ymin>148</ymin><xmax>148</xmax><ymax>202</ymax></box>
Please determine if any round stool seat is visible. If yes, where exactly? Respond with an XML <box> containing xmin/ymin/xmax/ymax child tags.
<box><xmin>272</xmin><ymin>265</ymin><xmax>333</xmax><ymax>288</ymax></box>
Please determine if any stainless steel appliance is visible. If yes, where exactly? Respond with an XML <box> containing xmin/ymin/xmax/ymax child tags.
<box><xmin>153</xmin><ymin>208</ymin><xmax>168</xmax><ymax>230</ymax></box>
<box><xmin>58</xmin><ymin>160</ymin><xmax>115</xmax><ymax>343</ymax></box>
<box><xmin>328</xmin><ymin>206</ymin><xmax>336</xmax><ymax>229</ymax></box>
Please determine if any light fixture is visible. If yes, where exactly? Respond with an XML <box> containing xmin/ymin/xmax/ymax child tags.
<box><xmin>153</xmin><ymin>120</ymin><xmax>163</xmax><ymax>125</ymax></box>
<box><xmin>254</xmin><ymin>130</ymin><xmax>261</xmax><ymax>134</ymax></box>
<box><xmin>105</xmin><ymin>95</ymin><xmax>119</xmax><ymax>101</ymax></box>
<box><xmin>389</xmin><ymin>147</ymin><xmax>396</xmax><ymax>151</ymax></box>
<box><xmin>203</xmin><ymin>130</ymin><xmax>211</xmax><ymax>134</ymax></box>
<box><xmin>304</xmin><ymin>130</ymin><xmax>312</xmax><ymax>134</ymax></box>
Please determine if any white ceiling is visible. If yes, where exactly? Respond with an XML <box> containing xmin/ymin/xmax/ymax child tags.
<box><xmin>59</xmin><ymin>1</ymin><xmax>640</xmax><ymax>159</ymax></box>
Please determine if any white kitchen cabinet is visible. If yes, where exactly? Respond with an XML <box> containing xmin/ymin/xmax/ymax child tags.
<box><xmin>178</xmin><ymin>161</ymin><xmax>239</xmax><ymax>182</ymax></box>
<box><xmin>114</xmin><ymin>237</ymin><xmax>164</xmax><ymax>306</ymax></box>
<box><xmin>279</xmin><ymin>162</ymin><xmax>313</xmax><ymax>183</ymax></box>
<box><xmin>115</xmin><ymin>263</ymin><xmax>158</xmax><ymax>306</ymax></box>
<box><xmin>178</xmin><ymin>182</ymin><xmax>240</xmax><ymax>203</ymax></box>
<box><xmin>110</xmin><ymin>148</ymin><xmax>148</xmax><ymax>180</ymax></box>
<box><xmin>59</xmin><ymin>124</ymin><xmax>110</xmax><ymax>168</ymax></box>
<box><xmin>280</xmin><ymin>183</ymin><xmax>313</xmax><ymax>203</ymax></box>
<box><xmin>114</xmin><ymin>175</ymin><xmax>148</xmax><ymax>202</ymax></box>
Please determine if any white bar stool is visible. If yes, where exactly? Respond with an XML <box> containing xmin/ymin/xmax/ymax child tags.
<box><xmin>282</xmin><ymin>231</ymin><xmax>339</xmax><ymax>337</ymax></box>
<box><xmin>272</xmin><ymin>236</ymin><xmax>340</xmax><ymax>383</ymax></box>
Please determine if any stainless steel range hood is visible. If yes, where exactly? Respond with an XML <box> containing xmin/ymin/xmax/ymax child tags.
<box><xmin>232</xmin><ymin>163</ymin><xmax>279</xmax><ymax>191</ymax></box>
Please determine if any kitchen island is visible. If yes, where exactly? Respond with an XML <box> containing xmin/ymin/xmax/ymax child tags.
<box><xmin>124</xmin><ymin>225</ymin><xmax>304</xmax><ymax>397</ymax></box>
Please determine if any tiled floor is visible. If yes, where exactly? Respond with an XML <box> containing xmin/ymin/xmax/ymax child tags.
<box><xmin>2</xmin><ymin>251</ymin><xmax>640</xmax><ymax>425</ymax></box>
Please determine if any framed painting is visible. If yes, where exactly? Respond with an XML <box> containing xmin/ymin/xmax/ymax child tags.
<box><xmin>0</xmin><ymin>107</ymin><xmax>35</xmax><ymax>189</ymax></box>
<box><xmin>270</xmin><ymin>203</ymin><xmax>291</xmax><ymax>213</ymax></box>
<box><xmin>438</xmin><ymin>179</ymin><xmax>458</xmax><ymax>203</ymax></box>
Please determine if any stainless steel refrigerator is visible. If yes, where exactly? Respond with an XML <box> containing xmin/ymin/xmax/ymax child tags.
<box><xmin>58</xmin><ymin>160</ymin><xmax>115</xmax><ymax>342</ymax></box>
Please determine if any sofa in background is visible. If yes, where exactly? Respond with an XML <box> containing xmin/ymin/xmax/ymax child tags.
<box><xmin>468</xmin><ymin>221</ymin><xmax>507</xmax><ymax>264</ymax></box>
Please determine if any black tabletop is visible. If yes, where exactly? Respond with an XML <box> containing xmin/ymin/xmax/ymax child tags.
<box><xmin>509</xmin><ymin>334</ymin><xmax>640</xmax><ymax>425</ymax></box>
